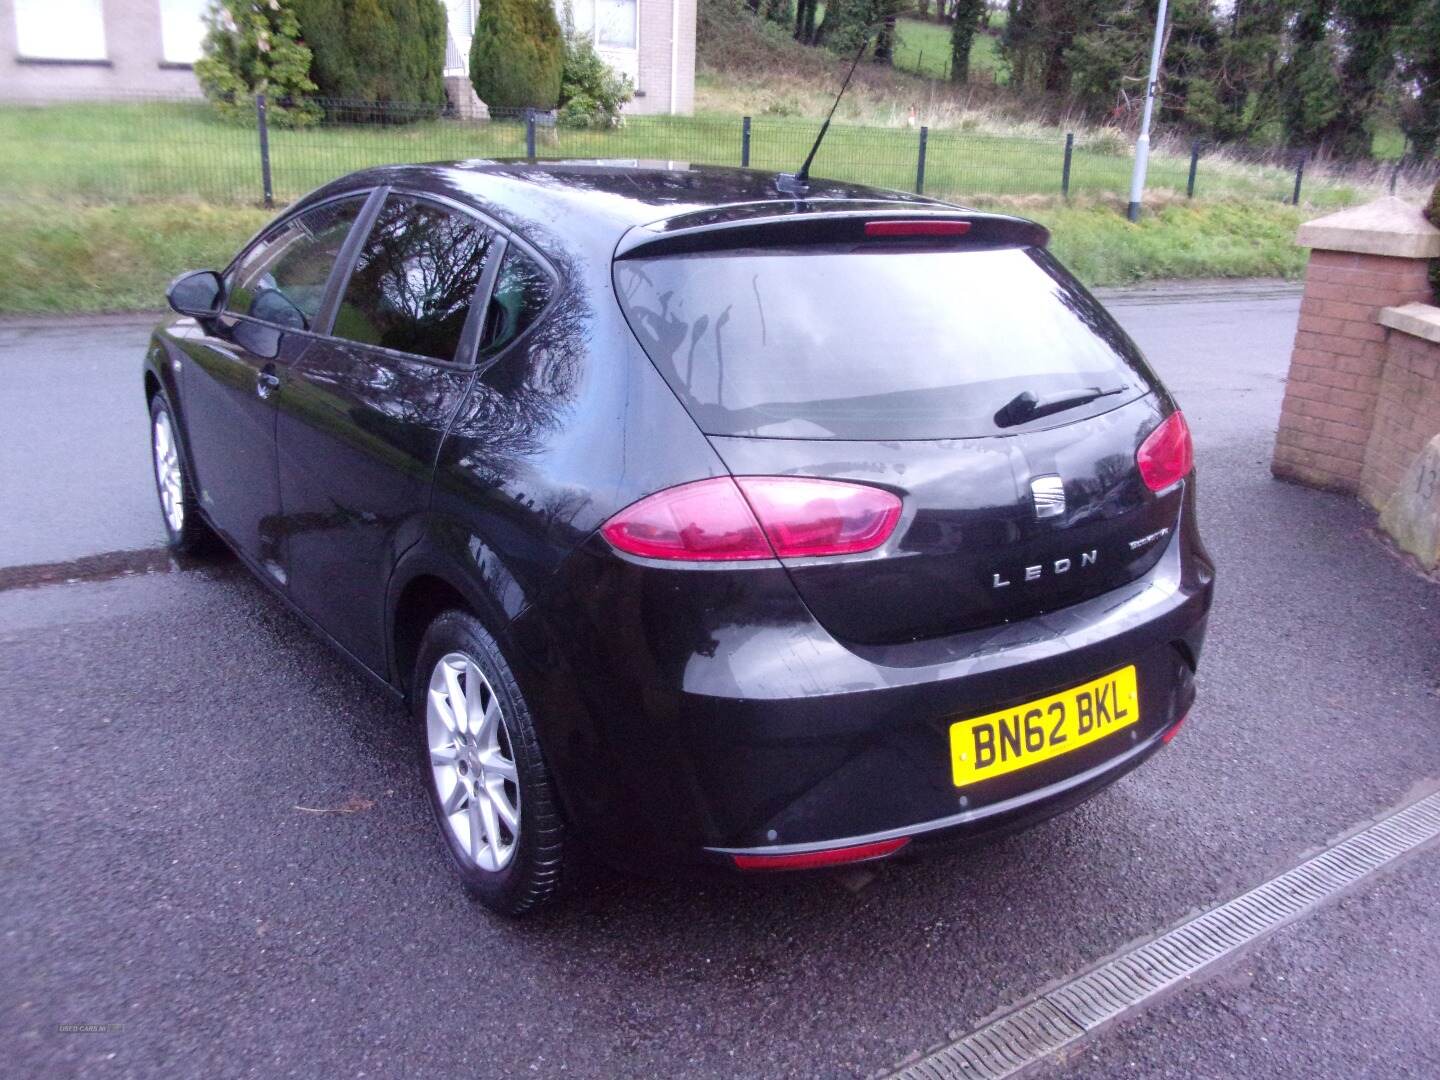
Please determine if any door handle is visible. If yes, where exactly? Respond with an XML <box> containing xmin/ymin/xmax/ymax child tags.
<box><xmin>256</xmin><ymin>365</ymin><xmax>281</xmax><ymax>399</ymax></box>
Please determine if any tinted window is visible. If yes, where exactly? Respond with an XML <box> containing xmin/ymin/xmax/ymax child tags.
<box><xmin>615</xmin><ymin>247</ymin><xmax>1155</xmax><ymax>440</ymax></box>
<box><xmin>480</xmin><ymin>249</ymin><xmax>552</xmax><ymax>357</ymax></box>
<box><xmin>225</xmin><ymin>197</ymin><xmax>365</xmax><ymax>329</ymax></box>
<box><xmin>332</xmin><ymin>195</ymin><xmax>494</xmax><ymax>362</ymax></box>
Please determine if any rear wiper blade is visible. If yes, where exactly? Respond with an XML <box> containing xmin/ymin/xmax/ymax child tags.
<box><xmin>993</xmin><ymin>385</ymin><xmax>1126</xmax><ymax>429</ymax></box>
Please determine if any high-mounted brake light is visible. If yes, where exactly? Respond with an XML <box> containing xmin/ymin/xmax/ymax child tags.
<box><xmin>864</xmin><ymin>220</ymin><xmax>972</xmax><ymax>238</ymax></box>
<box><xmin>600</xmin><ymin>476</ymin><xmax>902</xmax><ymax>562</ymax></box>
<box><xmin>731</xmin><ymin>837</ymin><xmax>910</xmax><ymax>871</ymax></box>
<box><xmin>1136</xmin><ymin>411</ymin><xmax>1194</xmax><ymax>493</ymax></box>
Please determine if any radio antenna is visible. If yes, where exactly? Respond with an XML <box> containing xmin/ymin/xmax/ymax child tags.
<box><xmin>776</xmin><ymin>29</ymin><xmax>875</xmax><ymax>197</ymax></box>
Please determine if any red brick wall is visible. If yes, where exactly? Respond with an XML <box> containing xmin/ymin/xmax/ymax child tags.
<box><xmin>1360</xmin><ymin>332</ymin><xmax>1440</xmax><ymax>509</ymax></box>
<box><xmin>1272</xmin><ymin>250</ymin><xmax>1436</xmax><ymax>493</ymax></box>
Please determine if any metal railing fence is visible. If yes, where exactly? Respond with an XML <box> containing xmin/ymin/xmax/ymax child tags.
<box><xmin>1</xmin><ymin>92</ymin><xmax>1434</xmax><ymax>212</ymax></box>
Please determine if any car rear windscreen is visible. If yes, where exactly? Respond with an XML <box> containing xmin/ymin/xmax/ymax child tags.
<box><xmin>615</xmin><ymin>245</ymin><xmax>1156</xmax><ymax>440</ymax></box>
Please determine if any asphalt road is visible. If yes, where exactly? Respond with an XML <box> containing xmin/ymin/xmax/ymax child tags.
<box><xmin>4</xmin><ymin>284</ymin><xmax>1440</xmax><ymax>1079</ymax></box>
<box><xmin>0</xmin><ymin>314</ymin><xmax>168</xmax><ymax>568</ymax></box>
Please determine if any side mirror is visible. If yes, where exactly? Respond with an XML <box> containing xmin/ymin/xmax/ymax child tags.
<box><xmin>166</xmin><ymin>270</ymin><xmax>224</xmax><ymax>318</ymax></box>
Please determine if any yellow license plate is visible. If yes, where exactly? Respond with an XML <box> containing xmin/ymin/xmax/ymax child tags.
<box><xmin>949</xmin><ymin>666</ymin><xmax>1139</xmax><ymax>788</ymax></box>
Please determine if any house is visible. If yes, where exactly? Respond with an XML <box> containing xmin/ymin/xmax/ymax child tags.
<box><xmin>0</xmin><ymin>0</ymin><xmax>696</xmax><ymax>114</ymax></box>
<box><xmin>1</xmin><ymin>0</ymin><xmax>208</xmax><ymax>100</ymax></box>
<box><xmin>442</xmin><ymin>0</ymin><xmax>695</xmax><ymax>116</ymax></box>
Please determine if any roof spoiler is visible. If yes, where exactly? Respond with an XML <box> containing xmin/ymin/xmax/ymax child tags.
<box><xmin>614</xmin><ymin>208</ymin><xmax>1050</xmax><ymax>260</ymax></box>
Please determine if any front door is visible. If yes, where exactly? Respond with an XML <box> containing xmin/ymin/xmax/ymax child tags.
<box><xmin>180</xmin><ymin>195</ymin><xmax>369</xmax><ymax>580</ymax></box>
<box><xmin>276</xmin><ymin>193</ymin><xmax>500</xmax><ymax>672</ymax></box>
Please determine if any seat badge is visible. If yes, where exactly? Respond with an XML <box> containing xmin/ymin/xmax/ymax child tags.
<box><xmin>1030</xmin><ymin>475</ymin><xmax>1065</xmax><ymax>519</ymax></box>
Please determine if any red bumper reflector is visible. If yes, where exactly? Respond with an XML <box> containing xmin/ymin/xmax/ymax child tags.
<box><xmin>865</xmin><ymin>220</ymin><xmax>971</xmax><ymax>238</ymax></box>
<box><xmin>731</xmin><ymin>836</ymin><xmax>909</xmax><ymax>871</ymax></box>
<box><xmin>1161</xmin><ymin>712</ymin><xmax>1189</xmax><ymax>744</ymax></box>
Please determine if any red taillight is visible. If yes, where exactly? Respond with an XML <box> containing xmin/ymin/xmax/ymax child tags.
<box><xmin>599</xmin><ymin>476</ymin><xmax>771</xmax><ymax>561</ymax></box>
<box><xmin>865</xmin><ymin>219</ymin><xmax>972</xmax><ymax>238</ymax></box>
<box><xmin>736</xmin><ymin>476</ymin><xmax>902</xmax><ymax>558</ymax></box>
<box><xmin>731</xmin><ymin>837</ymin><xmax>909</xmax><ymax>871</ymax></box>
<box><xmin>601</xmin><ymin>477</ymin><xmax>901</xmax><ymax>562</ymax></box>
<box><xmin>1137</xmin><ymin>411</ymin><xmax>1194</xmax><ymax>493</ymax></box>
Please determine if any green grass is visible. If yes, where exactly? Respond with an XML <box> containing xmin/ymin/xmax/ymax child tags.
<box><xmin>0</xmin><ymin>201</ymin><xmax>272</xmax><ymax>313</ymax></box>
<box><xmin>0</xmin><ymin>98</ymin><xmax>1351</xmax><ymax>314</ymax></box>
<box><xmin>0</xmin><ymin>99</ymin><xmax>1371</xmax><ymax>208</ymax></box>
<box><xmin>1022</xmin><ymin>198</ymin><xmax>1311</xmax><ymax>285</ymax></box>
<box><xmin>0</xmin><ymin>195</ymin><xmax>1309</xmax><ymax>315</ymax></box>
<box><xmin>892</xmin><ymin>17</ymin><xmax>1005</xmax><ymax>85</ymax></box>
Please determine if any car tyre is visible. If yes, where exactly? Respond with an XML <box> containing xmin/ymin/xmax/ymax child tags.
<box><xmin>414</xmin><ymin>610</ymin><xmax>568</xmax><ymax>916</ymax></box>
<box><xmin>149</xmin><ymin>394</ymin><xmax>216</xmax><ymax>555</ymax></box>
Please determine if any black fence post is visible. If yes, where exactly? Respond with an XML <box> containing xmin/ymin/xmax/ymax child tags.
<box><xmin>1061</xmin><ymin>132</ymin><xmax>1073</xmax><ymax>198</ymax></box>
<box><xmin>741</xmin><ymin>115</ymin><xmax>751</xmax><ymax>168</ymax></box>
<box><xmin>915</xmin><ymin>125</ymin><xmax>929</xmax><ymax>195</ymax></box>
<box><xmin>255</xmin><ymin>93</ymin><xmax>273</xmax><ymax>209</ymax></box>
<box><xmin>1389</xmin><ymin>157</ymin><xmax>1402</xmax><ymax>194</ymax></box>
<box><xmin>525</xmin><ymin>108</ymin><xmax>536</xmax><ymax>158</ymax></box>
<box><xmin>1291</xmin><ymin>153</ymin><xmax>1305</xmax><ymax>206</ymax></box>
<box><xmin>1186</xmin><ymin>140</ymin><xmax>1200</xmax><ymax>199</ymax></box>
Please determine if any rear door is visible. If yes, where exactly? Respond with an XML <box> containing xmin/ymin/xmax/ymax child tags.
<box><xmin>181</xmin><ymin>194</ymin><xmax>369</xmax><ymax>578</ymax></box>
<box><xmin>275</xmin><ymin>192</ymin><xmax>500</xmax><ymax>673</ymax></box>
<box><xmin>615</xmin><ymin>225</ymin><xmax>1181</xmax><ymax>646</ymax></box>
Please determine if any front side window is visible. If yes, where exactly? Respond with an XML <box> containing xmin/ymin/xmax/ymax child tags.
<box><xmin>332</xmin><ymin>195</ymin><xmax>495</xmax><ymax>362</ymax></box>
<box><xmin>15</xmin><ymin>0</ymin><xmax>106</xmax><ymax>60</ymax></box>
<box><xmin>480</xmin><ymin>249</ymin><xmax>553</xmax><ymax>358</ymax></box>
<box><xmin>224</xmin><ymin>196</ymin><xmax>366</xmax><ymax>329</ymax></box>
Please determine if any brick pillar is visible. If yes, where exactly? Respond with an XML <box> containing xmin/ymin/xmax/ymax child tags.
<box><xmin>1271</xmin><ymin>198</ymin><xmax>1440</xmax><ymax>494</ymax></box>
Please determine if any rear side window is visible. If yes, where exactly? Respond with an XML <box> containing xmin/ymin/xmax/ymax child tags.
<box><xmin>225</xmin><ymin>196</ymin><xmax>365</xmax><ymax>329</ymax></box>
<box><xmin>480</xmin><ymin>249</ymin><xmax>552</xmax><ymax>358</ymax></box>
<box><xmin>332</xmin><ymin>195</ymin><xmax>495</xmax><ymax>362</ymax></box>
<box><xmin>615</xmin><ymin>246</ymin><xmax>1155</xmax><ymax>440</ymax></box>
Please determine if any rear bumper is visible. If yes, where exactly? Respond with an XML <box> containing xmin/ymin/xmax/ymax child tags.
<box><xmin>513</xmin><ymin>500</ymin><xmax>1213</xmax><ymax>869</ymax></box>
<box><xmin>708</xmin><ymin>714</ymin><xmax>1181</xmax><ymax>865</ymax></box>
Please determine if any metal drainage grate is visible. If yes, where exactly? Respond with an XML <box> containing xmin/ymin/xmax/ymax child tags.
<box><xmin>889</xmin><ymin>789</ymin><xmax>1440</xmax><ymax>1080</ymax></box>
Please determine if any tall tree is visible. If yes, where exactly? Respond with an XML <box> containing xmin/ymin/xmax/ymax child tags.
<box><xmin>292</xmin><ymin>0</ymin><xmax>447</xmax><ymax>109</ymax></box>
<box><xmin>1002</xmin><ymin>0</ymin><xmax>1099</xmax><ymax>93</ymax></box>
<box><xmin>1275</xmin><ymin>0</ymin><xmax>1345</xmax><ymax>146</ymax></box>
<box><xmin>1397</xmin><ymin>0</ymin><xmax>1440</xmax><ymax>156</ymax></box>
<box><xmin>468</xmin><ymin>0</ymin><xmax>564</xmax><ymax>109</ymax></box>
<box><xmin>1329</xmin><ymin>0</ymin><xmax>1416</xmax><ymax>156</ymax></box>
<box><xmin>950</xmin><ymin>0</ymin><xmax>986</xmax><ymax>83</ymax></box>
<box><xmin>794</xmin><ymin>0</ymin><xmax>820</xmax><ymax>43</ymax></box>
<box><xmin>1202</xmin><ymin>0</ymin><xmax>1286</xmax><ymax>140</ymax></box>
<box><xmin>874</xmin><ymin>0</ymin><xmax>901</xmax><ymax>64</ymax></box>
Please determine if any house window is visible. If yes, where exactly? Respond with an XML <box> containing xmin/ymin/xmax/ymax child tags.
<box><xmin>14</xmin><ymin>0</ymin><xmax>106</xmax><ymax>61</ymax></box>
<box><xmin>567</xmin><ymin>0</ymin><xmax>636</xmax><ymax>50</ymax></box>
<box><xmin>595</xmin><ymin>0</ymin><xmax>636</xmax><ymax>48</ymax></box>
<box><xmin>160</xmin><ymin>0</ymin><xmax>207</xmax><ymax>65</ymax></box>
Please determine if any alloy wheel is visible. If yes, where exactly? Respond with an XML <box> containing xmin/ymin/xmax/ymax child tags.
<box><xmin>426</xmin><ymin>652</ymin><xmax>522</xmax><ymax>872</ymax></box>
<box><xmin>152</xmin><ymin>408</ymin><xmax>185</xmax><ymax>534</ymax></box>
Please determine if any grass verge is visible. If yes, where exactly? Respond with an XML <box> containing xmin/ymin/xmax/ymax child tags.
<box><xmin>0</xmin><ymin>202</ymin><xmax>272</xmax><ymax>315</ymax></box>
<box><xmin>0</xmin><ymin>196</ymin><xmax>1307</xmax><ymax>316</ymax></box>
<box><xmin>1012</xmin><ymin>197</ymin><xmax>1310</xmax><ymax>285</ymax></box>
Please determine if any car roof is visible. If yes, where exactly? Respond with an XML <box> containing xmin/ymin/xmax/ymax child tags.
<box><xmin>308</xmin><ymin>159</ymin><xmax>968</xmax><ymax>251</ymax></box>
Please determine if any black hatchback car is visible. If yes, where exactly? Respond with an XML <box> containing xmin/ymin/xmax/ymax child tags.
<box><xmin>147</xmin><ymin>161</ymin><xmax>1213</xmax><ymax>915</ymax></box>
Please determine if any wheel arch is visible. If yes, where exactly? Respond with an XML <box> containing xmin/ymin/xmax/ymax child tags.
<box><xmin>385</xmin><ymin>536</ymin><xmax>531</xmax><ymax>703</ymax></box>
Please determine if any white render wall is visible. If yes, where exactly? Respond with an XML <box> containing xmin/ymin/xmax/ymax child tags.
<box><xmin>628</xmin><ymin>0</ymin><xmax>695</xmax><ymax>115</ymax></box>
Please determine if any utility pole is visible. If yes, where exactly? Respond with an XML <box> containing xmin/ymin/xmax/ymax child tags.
<box><xmin>1126</xmin><ymin>0</ymin><xmax>1170</xmax><ymax>222</ymax></box>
